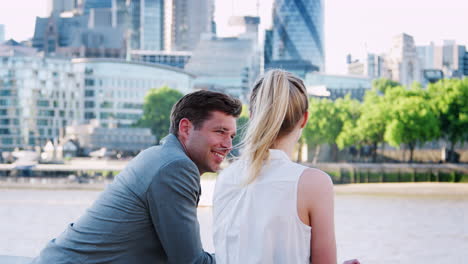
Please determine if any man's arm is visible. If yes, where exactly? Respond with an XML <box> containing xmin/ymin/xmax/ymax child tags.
<box><xmin>147</xmin><ymin>159</ymin><xmax>215</xmax><ymax>264</ymax></box>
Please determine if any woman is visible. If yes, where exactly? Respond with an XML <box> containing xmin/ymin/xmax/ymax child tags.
<box><xmin>213</xmin><ymin>70</ymin><xmax>359</xmax><ymax>264</ymax></box>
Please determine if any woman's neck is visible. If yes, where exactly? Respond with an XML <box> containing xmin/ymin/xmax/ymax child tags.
<box><xmin>272</xmin><ymin>130</ymin><xmax>301</xmax><ymax>158</ymax></box>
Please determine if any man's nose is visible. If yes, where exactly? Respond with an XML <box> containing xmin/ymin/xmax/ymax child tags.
<box><xmin>221</xmin><ymin>136</ymin><xmax>233</xmax><ymax>151</ymax></box>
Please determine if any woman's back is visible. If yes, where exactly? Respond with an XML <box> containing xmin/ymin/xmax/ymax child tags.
<box><xmin>213</xmin><ymin>149</ymin><xmax>311</xmax><ymax>264</ymax></box>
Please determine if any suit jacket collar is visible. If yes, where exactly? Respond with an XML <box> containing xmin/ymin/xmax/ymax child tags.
<box><xmin>161</xmin><ymin>134</ymin><xmax>187</xmax><ymax>154</ymax></box>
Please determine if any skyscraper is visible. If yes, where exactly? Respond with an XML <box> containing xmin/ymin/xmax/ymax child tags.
<box><xmin>123</xmin><ymin>0</ymin><xmax>164</xmax><ymax>51</ymax></box>
<box><xmin>83</xmin><ymin>0</ymin><xmax>112</xmax><ymax>15</ymax></box>
<box><xmin>141</xmin><ymin>0</ymin><xmax>164</xmax><ymax>50</ymax></box>
<box><xmin>271</xmin><ymin>0</ymin><xmax>325</xmax><ymax>72</ymax></box>
<box><xmin>0</xmin><ymin>25</ymin><xmax>4</xmax><ymax>43</ymax></box>
<box><xmin>434</xmin><ymin>40</ymin><xmax>466</xmax><ymax>78</ymax></box>
<box><xmin>48</xmin><ymin>0</ymin><xmax>76</xmax><ymax>15</ymax></box>
<box><xmin>385</xmin><ymin>33</ymin><xmax>421</xmax><ymax>86</ymax></box>
<box><xmin>164</xmin><ymin>0</ymin><xmax>214</xmax><ymax>51</ymax></box>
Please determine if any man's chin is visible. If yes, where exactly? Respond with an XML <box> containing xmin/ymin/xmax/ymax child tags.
<box><xmin>200</xmin><ymin>166</ymin><xmax>220</xmax><ymax>175</ymax></box>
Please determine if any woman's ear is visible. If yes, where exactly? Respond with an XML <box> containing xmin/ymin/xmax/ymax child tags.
<box><xmin>300</xmin><ymin>111</ymin><xmax>309</xmax><ymax>129</ymax></box>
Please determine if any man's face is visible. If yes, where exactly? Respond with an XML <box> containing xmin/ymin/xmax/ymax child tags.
<box><xmin>184</xmin><ymin>111</ymin><xmax>237</xmax><ymax>175</ymax></box>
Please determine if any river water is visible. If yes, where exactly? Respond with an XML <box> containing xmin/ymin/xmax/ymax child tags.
<box><xmin>1</xmin><ymin>184</ymin><xmax>467</xmax><ymax>264</ymax></box>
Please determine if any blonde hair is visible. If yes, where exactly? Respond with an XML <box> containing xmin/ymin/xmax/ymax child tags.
<box><xmin>240</xmin><ymin>69</ymin><xmax>308</xmax><ymax>185</ymax></box>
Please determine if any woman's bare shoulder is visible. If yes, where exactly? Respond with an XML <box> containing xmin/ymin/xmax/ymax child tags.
<box><xmin>299</xmin><ymin>167</ymin><xmax>334</xmax><ymax>190</ymax></box>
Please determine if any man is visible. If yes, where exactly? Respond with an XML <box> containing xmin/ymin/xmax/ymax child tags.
<box><xmin>32</xmin><ymin>90</ymin><xmax>242</xmax><ymax>263</ymax></box>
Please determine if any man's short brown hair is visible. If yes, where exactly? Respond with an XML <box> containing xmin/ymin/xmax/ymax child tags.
<box><xmin>170</xmin><ymin>90</ymin><xmax>242</xmax><ymax>136</ymax></box>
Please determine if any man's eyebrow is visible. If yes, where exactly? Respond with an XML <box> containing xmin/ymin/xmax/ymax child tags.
<box><xmin>214</xmin><ymin>126</ymin><xmax>236</xmax><ymax>135</ymax></box>
<box><xmin>213</xmin><ymin>126</ymin><xmax>229</xmax><ymax>131</ymax></box>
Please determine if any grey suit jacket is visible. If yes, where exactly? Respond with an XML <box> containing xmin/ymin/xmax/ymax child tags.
<box><xmin>32</xmin><ymin>134</ymin><xmax>215</xmax><ymax>264</ymax></box>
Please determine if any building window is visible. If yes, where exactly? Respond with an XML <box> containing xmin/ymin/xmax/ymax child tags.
<box><xmin>85</xmin><ymin>101</ymin><xmax>95</xmax><ymax>108</ymax></box>
<box><xmin>85</xmin><ymin>112</ymin><xmax>96</xmax><ymax>119</ymax></box>
<box><xmin>100</xmin><ymin>112</ymin><xmax>114</xmax><ymax>119</ymax></box>
<box><xmin>0</xmin><ymin>119</ymin><xmax>9</xmax><ymax>125</ymax></box>
<box><xmin>85</xmin><ymin>90</ymin><xmax>95</xmax><ymax>97</ymax></box>
<box><xmin>37</xmin><ymin>119</ymin><xmax>48</xmax><ymax>126</ymax></box>
<box><xmin>85</xmin><ymin>79</ymin><xmax>95</xmax><ymax>86</ymax></box>
<box><xmin>1</xmin><ymin>138</ymin><xmax>13</xmax><ymax>144</ymax></box>
<box><xmin>0</xmin><ymin>90</ymin><xmax>12</xmax><ymax>96</ymax></box>
<box><xmin>100</xmin><ymin>101</ymin><xmax>113</xmax><ymax>109</ymax></box>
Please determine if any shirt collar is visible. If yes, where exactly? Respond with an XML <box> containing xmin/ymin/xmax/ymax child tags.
<box><xmin>268</xmin><ymin>149</ymin><xmax>291</xmax><ymax>161</ymax></box>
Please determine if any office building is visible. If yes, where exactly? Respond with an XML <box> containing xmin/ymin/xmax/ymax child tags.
<box><xmin>347</xmin><ymin>53</ymin><xmax>385</xmax><ymax>79</ymax></box>
<box><xmin>65</xmin><ymin>120</ymin><xmax>155</xmax><ymax>154</ymax></box>
<box><xmin>109</xmin><ymin>0</ymin><xmax>165</xmax><ymax>51</ymax></box>
<box><xmin>0</xmin><ymin>41</ymin><xmax>194</xmax><ymax>151</ymax></box>
<box><xmin>130</xmin><ymin>50</ymin><xmax>192</xmax><ymax>68</ymax></box>
<box><xmin>464</xmin><ymin>51</ymin><xmax>468</xmax><ymax>76</ymax></box>
<box><xmin>164</xmin><ymin>0</ymin><xmax>214</xmax><ymax>51</ymax></box>
<box><xmin>416</xmin><ymin>42</ymin><xmax>435</xmax><ymax>70</ymax></box>
<box><xmin>264</xmin><ymin>29</ymin><xmax>273</xmax><ymax>66</ymax></box>
<box><xmin>270</xmin><ymin>0</ymin><xmax>324</xmax><ymax>72</ymax></box>
<box><xmin>416</xmin><ymin>40</ymin><xmax>467</xmax><ymax>84</ymax></box>
<box><xmin>32</xmin><ymin>14</ymin><xmax>126</xmax><ymax>58</ymax></box>
<box><xmin>385</xmin><ymin>33</ymin><xmax>421</xmax><ymax>86</ymax></box>
<box><xmin>0</xmin><ymin>25</ymin><xmax>5</xmax><ymax>43</ymax></box>
<box><xmin>305</xmin><ymin>73</ymin><xmax>372</xmax><ymax>101</ymax></box>
<box><xmin>433</xmin><ymin>40</ymin><xmax>466</xmax><ymax>78</ymax></box>
<box><xmin>88</xmin><ymin>8</ymin><xmax>113</xmax><ymax>28</ymax></box>
<box><xmin>185</xmin><ymin>16</ymin><xmax>261</xmax><ymax>102</ymax></box>
<box><xmin>83</xmin><ymin>0</ymin><xmax>112</xmax><ymax>15</ymax></box>
<box><xmin>73</xmin><ymin>58</ymin><xmax>195</xmax><ymax>128</ymax></box>
<box><xmin>0</xmin><ymin>44</ymin><xmax>84</xmax><ymax>151</ymax></box>
<box><xmin>48</xmin><ymin>0</ymin><xmax>76</xmax><ymax>15</ymax></box>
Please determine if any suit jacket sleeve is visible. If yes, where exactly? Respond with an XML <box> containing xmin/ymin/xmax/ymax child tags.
<box><xmin>147</xmin><ymin>158</ymin><xmax>215</xmax><ymax>264</ymax></box>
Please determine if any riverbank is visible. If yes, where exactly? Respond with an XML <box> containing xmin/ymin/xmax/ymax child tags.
<box><xmin>334</xmin><ymin>182</ymin><xmax>468</xmax><ymax>197</ymax></box>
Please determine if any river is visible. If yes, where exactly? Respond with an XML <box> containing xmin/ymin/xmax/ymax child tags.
<box><xmin>1</xmin><ymin>182</ymin><xmax>467</xmax><ymax>264</ymax></box>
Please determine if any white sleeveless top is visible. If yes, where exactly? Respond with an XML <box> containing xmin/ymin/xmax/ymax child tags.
<box><xmin>213</xmin><ymin>149</ymin><xmax>311</xmax><ymax>264</ymax></box>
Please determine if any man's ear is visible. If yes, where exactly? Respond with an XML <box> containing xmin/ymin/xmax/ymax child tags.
<box><xmin>178</xmin><ymin>118</ymin><xmax>193</xmax><ymax>141</ymax></box>
<box><xmin>300</xmin><ymin>111</ymin><xmax>309</xmax><ymax>129</ymax></box>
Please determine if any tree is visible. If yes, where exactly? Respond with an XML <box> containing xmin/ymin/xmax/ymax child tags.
<box><xmin>383</xmin><ymin>87</ymin><xmax>439</xmax><ymax>162</ymax></box>
<box><xmin>352</xmin><ymin>91</ymin><xmax>391</xmax><ymax>162</ymax></box>
<box><xmin>428</xmin><ymin>78</ymin><xmax>468</xmax><ymax>162</ymax></box>
<box><xmin>335</xmin><ymin>95</ymin><xmax>361</xmax><ymax>149</ymax></box>
<box><xmin>136</xmin><ymin>86</ymin><xmax>183</xmax><ymax>144</ymax></box>
<box><xmin>303</xmin><ymin>98</ymin><xmax>343</xmax><ymax>162</ymax></box>
<box><xmin>372</xmin><ymin>78</ymin><xmax>400</xmax><ymax>94</ymax></box>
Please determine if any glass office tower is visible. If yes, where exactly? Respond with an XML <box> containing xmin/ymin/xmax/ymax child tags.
<box><xmin>271</xmin><ymin>0</ymin><xmax>325</xmax><ymax>71</ymax></box>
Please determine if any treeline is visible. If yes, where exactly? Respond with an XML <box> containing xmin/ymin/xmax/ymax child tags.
<box><xmin>137</xmin><ymin>79</ymin><xmax>467</xmax><ymax>163</ymax></box>
<box><xmin>303</xmin><ymin>78</ymin><xmax>468</xmax><ymax>163</ymax></box>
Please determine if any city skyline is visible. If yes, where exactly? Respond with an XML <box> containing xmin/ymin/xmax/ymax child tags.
<box><xmin>0</xmin><ymin>0</ymin><xmax>467</xmax><ymax>74</ymax></box>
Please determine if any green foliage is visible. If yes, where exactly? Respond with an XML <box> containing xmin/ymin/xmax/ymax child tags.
<box><xmin>335</xmin><ymin>96</ymin><xmax>361</xmax><ymax>149</ymax></box>
<box><xmin>284</xmin><ymin>77</ymin><xmax>466</xmax><ymax>163</ymax></box>
<box><xmin>357</xmin><ymin>91</ymin><xmax>390</xmax><ymax>144</ymax></box>
<box><xmin>303</xmin><ymin>98</ymin><xmax>343</xmax><ymax>146</ymax></box>
<box><xmin>383</xmin><ymin>173</ymin><xmax>399</xmax><ymax>182</ymax></box>
<box><xmin>439</xmin><ymin>172</ymin><xmax>456</xmax><ymax>182</ymax></box>
<box><xmin>136</xmin><ymin>86</ymin><xmax>183</xmax><ymax>143</ymax></box>
<box><xmin>428</xmin><ymin>78</ymin><xmax>468</xmax><ymax>150</ymax></box>
<box><xmin>458</xmin><ymin>174</ymin><xmax>468</xmax><ymax>183</ymax></box>
<box><xmin>372</xmin><ymin>78</ymin><xmax>400</xmax><ymax>94</ymax></box>
<box><xmin>383</xmin><ymin>86</ymin><xmax>440</xmax><ymax>162</ymax></box>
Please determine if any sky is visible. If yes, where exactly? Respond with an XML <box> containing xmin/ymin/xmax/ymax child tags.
<box><xmin>0</xmin><ymin>0</ymin><xmax>467</xmax><ymax>74</ymax></box>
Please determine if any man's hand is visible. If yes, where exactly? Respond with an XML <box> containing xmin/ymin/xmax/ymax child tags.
<box><xmin>343</xmin><ymin>259</ymin><xmax>360</xmax><ymax>264</ymax></box>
